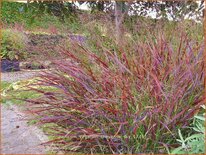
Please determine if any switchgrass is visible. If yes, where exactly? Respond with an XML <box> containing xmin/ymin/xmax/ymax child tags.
<box><xmin>25</xmin><ymin>26</ymin><xmax>204</xmax><ymax>154</ymax></box>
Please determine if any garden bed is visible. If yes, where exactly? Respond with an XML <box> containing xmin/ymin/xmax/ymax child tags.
<box><xmin>1</xmin><ymin>30</ymin><xmax>86</xmax><ymax>72</ymax></box>
<box><xmin>26</xmin><ymin>32</ymin><xmax>86</xmax><ymax>61</ymax></box>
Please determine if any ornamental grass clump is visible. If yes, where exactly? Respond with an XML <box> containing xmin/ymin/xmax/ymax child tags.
<box><xmin>26</xmin><ymin>30</ymin><xmax>204</xmax><ymax>154</ymax></box>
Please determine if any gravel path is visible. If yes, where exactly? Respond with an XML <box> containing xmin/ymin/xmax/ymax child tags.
<box><xmin>1</xmin><ymin>105</ymin><xmax>49</xmax><ymax>154</ymax></box>
<box><xmin>1</xmin><ymin>70</ymin><xmax>50</xmax><ymax>154</ymax></box>
<box><xmin>1</xmin><ymin>69</ymin><xmax>46</xmax><ymax>82</ymax></box>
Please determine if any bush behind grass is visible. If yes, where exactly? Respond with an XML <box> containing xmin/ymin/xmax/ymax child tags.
<box><xmin>1</xmin><ymin>1</ymin><xmax>81</xmax><ymax>33</ymax></box>
<box><xmin>25</xmin><ymin>26</ymin><xmax>204</xmax><ymax>154</ymax></box>
<box><xmin>1</xmin><ymin>29</ymin><xmax>29</xmax><ymax>60</ymax></box>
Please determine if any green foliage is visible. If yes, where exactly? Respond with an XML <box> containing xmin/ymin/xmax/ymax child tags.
<box><xmin>1</xmin><ymin>1</ymin><xmax>25</xmax><ymax>24</ymax></box>
<box><xmin>1</xmin><ymin>79</ymin><xmax>57</xmax><ymax>105</ymax></box>
<box><xmin>1</xmin><ymin>82</ymin><xmax>11</xmax><ymax>92</ymax></box>
<box><xmin>1</xmin><ymin>29</ymin><xmax>28</xmax><ymax>60</ymax></box>
<box><xmin>85</xmin><ymin>22</ymin><xmax>117</xmax><ymax>54</ymax></box>
<box><xmin>1</xmin><ymin>79</ymin><xmax>41</xmax><ymax>105</ymax></box>
<box><xmin>130</xmin><ymin>1</ymin><xmax>204</xmax><ymax>21</ymax></box>
<box><xmin>29</xmin><ymin>1</ymin><xmax>76</xmax><ymax>22</ymax></box>
<box><xmin>124</xmin><ymin>15</ymin><xmax>203</xmax><ymax>43</ymax></box>
<box><xmin>1</xmin><ymin>1</ymin><xmax>78</xmax><ymax>30</ymax></box>
<box><xmin>170</xmin><ymin>106</ymin><xmax>205</xmax><ymax>154</ymax></box>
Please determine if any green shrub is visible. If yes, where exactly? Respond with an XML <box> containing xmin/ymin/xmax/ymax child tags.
<box><xmin>1</xmin><ymin>29</ymin><xmax>28</xmax><ymax>60</ymax></box>
<box><xmin>170</xmin><ymin>105</ymin><xmax>205</xmax><ymax>154</ymax></box>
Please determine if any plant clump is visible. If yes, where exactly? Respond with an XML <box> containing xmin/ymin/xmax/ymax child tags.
<box><xmin>1</xmin><ymin>29</ymin><xmax>28</xmax><ymax>60</ymax></box>
<box><xmin>25</xmin><ymin>28</ymin><xmax>204</xmax><ymax>154</ymax></box>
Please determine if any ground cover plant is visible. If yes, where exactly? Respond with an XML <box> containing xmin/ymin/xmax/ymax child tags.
<box><xmin>24</xmin><ymin>25</ymin><xmax>204</xmax><ymax>154</ymax></box>
<box><xmin>1</xmin><ymin>79</ymin><xmax>40</xmax><ymax>105</ymax></box>
<box><xmin>1</xmin><ymin>78</ymin><xmax>57</xmax><ymax>105</ymax></box>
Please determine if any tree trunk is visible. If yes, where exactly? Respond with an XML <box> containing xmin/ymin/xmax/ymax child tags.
<box><xmin>115</xmin><ymin>1</ymin><xmax>126</xmax><ymax>44</ymax></box>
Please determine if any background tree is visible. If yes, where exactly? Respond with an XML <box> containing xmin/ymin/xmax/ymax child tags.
<box><xmin>86</xmin><ymin>0</ymin><xmax>105</xmax><ymax>12</ymax></box>
<box><xmin>114</xmin><ymin>1</ymin><xmax>127</xmax><ymax>43</ymax></box>
<box><xmin>129</xmin><ymin>0</ymin><xmax>204</xmax><ymax>21</ymax></box>
<box><xmin>77</xmin><ymin>0</ymin><xmax>112</xmax><ymax>13</ymax></box>
<box><xmin>25</xmin><ymin>0</ymin><xmax>77</xmax><ymax>22</ymax></box>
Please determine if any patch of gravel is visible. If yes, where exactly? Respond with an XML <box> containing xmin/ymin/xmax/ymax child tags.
<box><xmin>1</xmin><ymin>105</ymin><xmax>49</xmax><ymax>154</ymax></box>
<box><xmin>1</xmin><ymin>69</ymin><xmax>46</xmax><ymax>82</ymax></box>
<box><xmin>1</xmin><ymin>70</ymin><xmax>53</xmax><ymax>154</ymax></box>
